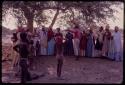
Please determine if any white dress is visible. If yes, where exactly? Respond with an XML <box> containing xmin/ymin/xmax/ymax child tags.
<box><xmin>39</xmin><ymin>30</ymin><xmax>47</xmax><ymax>55</ymax></box>
<box><xmin>113</xmin><ymin>31</ymin><xmax>123</xmax><ymax>61</ymax></box>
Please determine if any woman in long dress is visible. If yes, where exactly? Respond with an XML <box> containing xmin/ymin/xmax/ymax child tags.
<box><xmin>79</xmin><ymin>30</ymin><xmax>87</xmax><ymax>57</ymax></box>
<box><xmin>107</xmin><ymin>34</ymin><xmax>115</xmax><ymax>60</ymax></box>
<box><xmin>39</xmin><ymin>27</ymin><xmax>47</xmax><ymax>55</ymax></box>
<box><xmin>47</xmin><ymin>28</ymin><xmax>55</xmax><ymax>56</ymax></box>
<box><xmin>94</xmin><ymin>26</ymin><xmax>104</xmax><ymax>57</ymax></box>
<box><xmin>64</xmin><ymin>31</ymin><xmax>74</xmax><ymax>56</ymax></box>
<box><xmin>85</xmin><ymin>29</ymin><xmax>94</xmax><ymax>57</ymax></box>
<box><xmin>112</xmin><ymin>26</ymin><xmax>123</xmax><ymax>61</ymax></box>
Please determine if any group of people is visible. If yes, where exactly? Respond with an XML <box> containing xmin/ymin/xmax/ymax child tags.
<box><xmin>10</xmin><ymin>24</ymin><xmax>123</xmax><ymax>83</ymax></box>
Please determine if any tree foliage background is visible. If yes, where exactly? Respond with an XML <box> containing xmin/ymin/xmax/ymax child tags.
<box><xmin>2</xmin><ymin>1</ymin><xmax>122</xmax><ymax>33</ymax></box>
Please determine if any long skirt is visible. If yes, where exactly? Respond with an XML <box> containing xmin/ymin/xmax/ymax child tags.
<box><xmin>47</xmin><ymin>38</ymin><xmax>55</xmax><ymax>55</ymax></box>
<box><xmin>64</xmin><ymin>40</ymin><xmax>74</xmax><ymax>56</ymax></box>
<box><xmin>114</xmin><ymin>52</ymin><xmax>123</xmax><ymax>61</ymax></box>
<box><xmin>40</xmin><ymin>47</ymin><xmax>47</xmax><ymax>55</ymax></box>
<box><xmin>86</xmin><ymin>39</ymin><xmax>94</xmax><ymax>57</ymax></box>
<box><xmin>73</xmin><ymin>38</ymin><xmax>80</xmax><ymax>56</ymax></box>
<box><xmin>107</xmin><ymin>40</ymin><xmax>115</xmax><ymax>60</ymax></box>
<box><xmin>113</xmin><ymin>40</ymin><xmax>123</xmax><ymax>61</ymax></box>
<box><xmin>102</xmin><ymin>39</ymin><xmax>110</xmax><ymax>57</ymax></box>
<box><xmin>94</xmin><ymin>39</ymin><xmax>103</xmax><ymax>57</ymax></box>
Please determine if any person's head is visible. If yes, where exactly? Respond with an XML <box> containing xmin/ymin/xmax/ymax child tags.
<box><xmin>49</xmin><ymin>27</ymin><xmax>52</xmax><ymax>31</ymax></box>
<box><xmin>89</xmin><ymin>29</ymin><xmax>93</xmax><ymax>33</ymax></box>
<box><xmin>99</xmin><ymin>26</ymin><xmax>103</xmax><ymax>32</ymax></box>
<box><xmin>114</xmin><ymin>26</ymin><xmax>119</xmax><ymax>32</ymax></box>
<box><xmin>67</xmin><ymin>31</ymin><xmax>70</xmax><ymax>34</ymax></box>
<box><xmin>42</xmin><ymin>27</ymin><xmax>45</xmax><ymax>31</ymax></box>
<box><xmin>12</xmin><ymin>33</ymin><xmax>17</xmax><ymax>42</ymax></box>
<box><xmin>57</xmin><ymin>28</ymin><xmax>60</xmax><ymax>32</ymax></box>
<box><xmin>74</xmin><ymin>25</ymin><xmax>79</xmax><ymax>29</ymax></box>
<box><xmin>13</xmin><ymin>33</ymin><xmax>17</xmax><ymax>37</ymax></box>
<box><xmin>82</xmin><ymin>30</ymin><xmax>86</xmax><ymax>34</ymax></box>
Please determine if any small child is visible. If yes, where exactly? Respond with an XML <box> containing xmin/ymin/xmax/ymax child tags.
<box><xmin>55</xmin><ymin>28</ymin><xmax>64</xmax><ymax>78</ymax></box>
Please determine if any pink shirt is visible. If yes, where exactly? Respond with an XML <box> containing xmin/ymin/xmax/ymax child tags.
<box><xmin>68</xmin><ymin>29</ymin><xmax>81</xmax><ymax>39</ymax></box>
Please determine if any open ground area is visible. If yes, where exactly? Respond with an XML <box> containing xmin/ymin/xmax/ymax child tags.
<box><xmin>2</xmin><ymin>45</ymin><xmax>123</xmax><ymax>83</ymax></box>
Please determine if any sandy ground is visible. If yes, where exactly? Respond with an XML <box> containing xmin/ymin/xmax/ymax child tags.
<box><xmin>2</xmin><ymin>32</ymin><xmax>124</xmax><ymax>83</ymax></box>
<box><xmin>2</xmin><ymin>55</ymin><xmax>123</xmax><ymax>84</ymax></box>
<box><xmin>2</xmin><ymin>45</ymin><xmax>123</xmax><ymax>84</ymax></box>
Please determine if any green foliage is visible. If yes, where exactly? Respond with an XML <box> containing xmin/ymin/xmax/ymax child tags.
<box><xmin>2</xmin><ymin>1</ymin><xmax>122</xmax><ymax>28</ymax></box>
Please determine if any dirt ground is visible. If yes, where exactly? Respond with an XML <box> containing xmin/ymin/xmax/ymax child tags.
<box><xmin>2</xmin><ymin>55</ymin><xmax>123</xmax><ymax>84</ymax></box>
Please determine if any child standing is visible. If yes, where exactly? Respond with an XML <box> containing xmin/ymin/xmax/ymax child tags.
<box><xmin>55</xmin><ymin>28</ymin><xmax>64</xmax><ymax>78</ymax></box>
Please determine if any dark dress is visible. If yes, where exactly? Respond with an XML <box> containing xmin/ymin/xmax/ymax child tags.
<box><xmin>64</xmin><ymin>32</ymin><xmax>74</xmax><ymax>56</ymax></box>
<box><xmin>95</xmin><ymin>38</ymin><xmax>103</xmax><ymax>50</ymax></box>
<box><xmin>85</xmin><ymin>33</ymin><xmax>94</xmax><ymax>57</ymax></box>
<box><xmin>79</xmin><ymin>33</ymin><xmax>87</xmax><ymax>50</ymax></box>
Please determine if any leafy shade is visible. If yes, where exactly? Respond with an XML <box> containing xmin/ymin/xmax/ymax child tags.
<box><xmin>2</xmin><ymin>1</ymin><xmax>122</xmax><ymax>32</ymax></box>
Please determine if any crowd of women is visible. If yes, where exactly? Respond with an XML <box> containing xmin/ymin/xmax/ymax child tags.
<box><xmin>10</xmin><ymin>24</ymin><xmax>123</xmax><ymax>83</ymax></box>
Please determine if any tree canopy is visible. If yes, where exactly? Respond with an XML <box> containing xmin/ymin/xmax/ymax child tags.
<box><xmin>2</xmin><ymin>1</ymin><xmax>122</xmax><ymax>33</ymax></box>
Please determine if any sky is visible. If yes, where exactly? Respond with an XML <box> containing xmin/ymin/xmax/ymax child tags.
<box><xmin>2</xmin><ymin>2</ymin><xmax>124</xmax><ymax>30</ymax></box>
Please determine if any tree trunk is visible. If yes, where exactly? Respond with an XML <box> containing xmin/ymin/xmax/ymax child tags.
<box><xmin>49</xmin><ymin>9</ymin><xmax>59</xmax><ymax>28</ymax></box>
<box><xmin>27</xmin><ymin>17</ymin><xmax>34</xmax><ymax>33</ymax></box>
<box><xmin>21</xmin><ymin>5</ymin><xmax>34</xmax><ymax>33</ymax></box>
